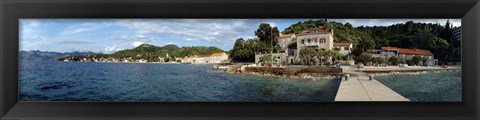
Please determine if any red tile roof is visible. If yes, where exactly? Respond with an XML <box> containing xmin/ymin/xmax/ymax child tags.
<box><xmin>334</xmin><ymin>42</ymin><xmax>352</xmax><ymax>46</ymax></box>
<box><xmin>381</xmin><ymin>47</ymin><xmax>433</xmax><ymax>56</ymax></box>
<box><xmin>210</xmin><ymin>52</ymin><xmax>225</xmax><ymax>57</ymax></box>
<box><xmin>279</xmin><ymin>34</ymin><xmax>294</xmax><ymax>38</ymax></box>
<box><xmin>298</xmin><ymin>28</ymin><xmax>332</xmax><ymax>35</ymax></box>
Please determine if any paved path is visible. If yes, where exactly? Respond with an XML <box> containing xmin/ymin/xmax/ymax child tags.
<box><xmin>334</xmin><ymin>68</ymin><xmax>410</xmax><ymax>101</ymax></box>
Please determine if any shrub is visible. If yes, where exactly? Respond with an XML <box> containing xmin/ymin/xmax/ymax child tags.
<box><xmin>356</xmin><ymin>53</ymin><xmax>372</xmax><ymax>65</ymax></box>
<box><xmin>388</xmin><ymin>56</ymin><xmax>400</xmax><ymax>65</ymax></box>
<box><xmin>399</xmin><ymin>58</ymin><xmax>406</xmax><ymax>64</ymax></box>
<box><xmin>376</xmin><ymin>57</ymin><xmax>386</xmax><ymax>64</ymax></box>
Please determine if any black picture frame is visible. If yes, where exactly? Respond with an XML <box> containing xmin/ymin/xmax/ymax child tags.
<box><xmin>1</xmin><ymin>0</ymin><xmax>479</xmax><ymax>120</ymax></box>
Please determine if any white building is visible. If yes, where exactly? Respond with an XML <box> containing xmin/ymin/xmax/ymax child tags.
<box><xmin>278</xmin><ymin>34</ymin><xmax>296</xmax><ymax>51</ymax></box>
<box><xmin>254</xmin><ymin>52</ymin><xmax>288</xmax><ymax>64</ymax></box>
<box><xmin>254</xmin><ymin>27</ymin><xmax>355</xmax><ymax>65</ymax></box>
<box><xmin>295</xmin><ymin>27</ymin><xmax>334</xmax><ymax>57</ymax></box>
<box><xmin>182</xmin><ymin>52</ymin><xmax>229</xmax><ymax>64</ymax></box>
<box><xmin>333</xmin><ymin>42</ymin><xmax>353</xmax><ymax>55</ymax></box>
<box><xmin>452</xmin><ymin>26</ymin><xmax>462</xmax><ymax>41</ymax></box>
<box><xmin>372</xmin><ymin>47</ymin><xmax>436</xmax><ymax>65</ymax></box>
<box><xmin>208</xmin><ymin>52</ymin><xmax>229</xmax><ymax>63</ymax></box>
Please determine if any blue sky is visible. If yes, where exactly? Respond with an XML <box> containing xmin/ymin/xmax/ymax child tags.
<box><xmin>20</xmin><ymin>19</ymin><xmax>461</xmax><ymax>53</ymax></box>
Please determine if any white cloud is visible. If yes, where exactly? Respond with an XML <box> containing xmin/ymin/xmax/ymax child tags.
<box><xmin>63</xmin><ymin>27</ymin><xmax>92</xmax><ymax>35</ymax></box>
<box><xmin>60</xmin><ymin>21</ymin><xmax>117</xmax><ymax>36</ymax></box>
<box><xmin>115</xmin><ymin>19</ymin><xmax>261</xmax><ymax>44</ymax></box>
<box><xmin>132</xmin><ymin>41</ymin><xmax>146</xmax><ymax>47</ymax></box>
<box><xmin>111</xmin><ymin>34</ymin><xmax>158</xmax><ymax>43</ymax></box>
<box><xmin>104</xmin><ymin>45</ymin><xmax>124</xmax><ymax>53</ymax></box>
<box><xmin>164</xmin><ymin>42</ymin><xmax>176</xmax><ymax>45</ymax></box>
<box><xmin>20</xmin><ymin>20</ymin><xmax>45</xmax><ymax>40</ymax></box>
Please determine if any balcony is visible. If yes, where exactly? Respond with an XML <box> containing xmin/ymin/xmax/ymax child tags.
<box><xmin>305</xmin><ymin>42</ymin><xmax>318</xmax><ymax>47</ymax></box>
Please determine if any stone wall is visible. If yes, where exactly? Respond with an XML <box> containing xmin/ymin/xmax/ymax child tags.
<box><xmin>243</xmin><ymin>66</ymin><xmax>342</xmax><ymax>78</ymax></box>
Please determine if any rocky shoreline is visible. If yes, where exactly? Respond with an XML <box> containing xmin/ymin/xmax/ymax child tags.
<box><xmin>216</xmin><ymin>65</ymin><xmax>344</xmax><ymax>79</ymax></box>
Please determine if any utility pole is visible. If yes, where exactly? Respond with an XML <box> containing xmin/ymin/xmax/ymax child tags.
<box><xmin>271</xmin><ymin>27</ymin><xmax>274</xmax><ymax>66</ymax></box>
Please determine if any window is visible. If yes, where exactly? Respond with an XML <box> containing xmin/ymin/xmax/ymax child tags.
<box><xmin>344</xmin><ymin>47</ymin><xmax>349</xmax><ymax>50</ymax></box>
<box><xmin>301</xmin><ymin>40</ymin><xmax>304</xmax><ymax>44</ymax></box>
<box><xmin>319</xmin><ymin>38</ymin><xmax>326</xmax><ymax>43</ymax></box>
<box><xmin>308</xmin><ymin>39</ymin><xmax>311</xmax><ymax>43</ymax></box>
<box><xmin>315</xmin><ymin>39</ymin><xmax>318</xmax><ymax>42</ymax></box>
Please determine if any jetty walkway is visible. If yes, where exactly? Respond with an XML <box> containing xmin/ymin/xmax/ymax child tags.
<box><xmin>334</xmin><ymin>67</ymin><xmax>410</xmax><ymax>101</ymax></box>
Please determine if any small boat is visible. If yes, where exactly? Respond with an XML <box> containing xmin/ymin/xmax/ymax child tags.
<box><xmin>218</xmin><ymin>66</ymin><xmax>228</xmax><ymax>70</ymax></box>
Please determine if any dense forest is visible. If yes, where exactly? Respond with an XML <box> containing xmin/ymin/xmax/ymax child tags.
<box><xmin>59</xmin><ymin>44</ymin><xmax>224</xmax><ymax>62</ymax></box>
<box><xmin>230</xmin><ymin>19</ymin><xmax>461</xmax><ymax>63</ymax></box>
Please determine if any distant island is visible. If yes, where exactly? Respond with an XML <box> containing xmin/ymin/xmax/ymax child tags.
<box><xmin>58</xmin><ymin>44</ymin><xmax>225</xmax><ymax>63</ymax></box>
<box><xmin>20</xmin><ymin>50</ymin><xmax>96</xmax><ymax>61</ymax></box>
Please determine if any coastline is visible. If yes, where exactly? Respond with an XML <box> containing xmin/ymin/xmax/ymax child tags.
<box><xmin>223</xmin><ymin>64</ymin><xmax>461</xmax><ymax>80</ymax></box>
<box><xmin>59</xmin><ymin>61</ymin><xmax>462</xmax><ymax>79</ymax></box>
<box><xmin>358</xmin><ymin>66</ymin><xmax>461</xmax><ymax>74</ymax></box>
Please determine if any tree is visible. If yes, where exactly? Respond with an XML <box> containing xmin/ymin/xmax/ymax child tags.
<box><xmin>356</xmin><ymin>38</ymin><xmax>375</xmax><ymax>53</ymax></box>
<box><xmin>399</xmin><ymin>58</ymin><xmax>407</xmax><ymax>64</ymax></box>
<box><xmin>254</xmin><ymin>23</ymin><xmax>280</xmax><ymax>50</ymax></box>
<box><xmin>388</xmin><ymin>56</ymin><xmax>400</xmax><ymax>65</ymax></box>
<box><xmin>356</xmin><ymin>53</ymin><xmax>372</xmax><ymax>65</ymax></box>
<box><xmin>426</xmin><ymin>36</ymin><xmax>449</xmax><ymax>62</ymax></box>
<box><xmin>259</xmin><ymin>55</ymin><xmax>276</xmax><ymax>64</ymax></box>
<box><xmin>322</xmin><ymin>50</ymin><xmax>343</xmax><ymax>65</ymax></box>
<box><xmin>230</xmin><ymin>38</ymin><xmax>270</xmax><ymax>62</ymax></box>
<box><xmin>299</xmin><ymin>48</ymin><xmax>316</xmax><ymax>65</ymax></box>
<box><xmin>345</xmin><ymin>22</ymin><xmax>353</xmax><ymax>29</ymax></box>
<box><xmin>233</xmin><ymin>38</ymin><xmax>245</xmax><ymax>50</ymax></box>
<box><xmin>372</xmin><ymin>57</ymin><xmax>386</xmax><ymax>64</ymax></box>
<box><xmin>411</xmin><ymin>56</ymin><xmax>429</xmax><ymax>66</ymax></box>
<box><xmin>287</xmin><ymin>42</ymin><xmax>297</xmax><ymax>49</ymax></box>
<box><xmin>316</xmin><ymin>50</ymin><xmax>326</xmax><ymax>65</ymax></box>
<box><xmin>324</xmin><ymin>23</ymin><xmax>334</xmax><ymax>29</ymax></box>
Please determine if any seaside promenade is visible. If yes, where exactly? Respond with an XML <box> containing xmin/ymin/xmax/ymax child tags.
<box><xmin>334</xmin><ymin>66</ymin><xmax>410</xmax><ymax>101</ymax></box>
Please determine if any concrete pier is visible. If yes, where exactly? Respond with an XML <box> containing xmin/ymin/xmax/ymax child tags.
<box><xmin>334</xmin><ymin>70</ymin><xmax>410</xmax><ymax>101</ymax></box>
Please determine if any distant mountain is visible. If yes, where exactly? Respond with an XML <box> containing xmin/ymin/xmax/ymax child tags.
<box><xmin>110</xmin><ymin>44</ymin><xmax>224</xmax><ymax>58</ymax></box>
<box><xmin>59</xmin><ymin>44</ymin><xmax>225</xmax><ymax>62</ymax></box>
<box><xmin>20</xmin><ymin>50</ymin><xmax>96</xmax><ymax>61</ymax></box>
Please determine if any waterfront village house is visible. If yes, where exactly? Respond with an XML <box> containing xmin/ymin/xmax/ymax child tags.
<box><xmin>255</xmin><ymin>27</ymin><xmax>353</xmax><ymax>65</ymax></box>
<box><xmin>278</xmin><ymin>33</ymin><xmax>296</xmax><ymax>51</ymax></box>
<box><xmin>333</xmin><ymin>42</ymin><xmax>352</xmax><ymax>55</ymax></box>
<box><xmin>294</xmin><ymin>27</ymin><xmax>334</xmax><ymax>64</ymax></box>
<box><xmin>372</xmin><ymin>47</ymin><xmax>437</xmax><ymax>65</ymax></box>
<box><xmin>278</xmin><ymin>33</ymin><xmax>296</xmax><ymax>64</ymax></box>
<box><xmin>182</xmin><ymin>52</ymin><xmax>228</xmax><ymax>64</ymax></box>
<box><xmin>254</xmin><ymin>53</ymin><xmax>288</xmax><ymax>64</ymax></box>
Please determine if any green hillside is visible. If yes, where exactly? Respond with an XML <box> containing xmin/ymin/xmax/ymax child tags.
<box><xmin>282</xmin><ymin>19</ymin><xmax>460</xmax><ymax>62</ymax></box>
<box><xmin>59</xmin><ymin>44</ymin><xmax>224</xmax><ymax>62</ymax></box>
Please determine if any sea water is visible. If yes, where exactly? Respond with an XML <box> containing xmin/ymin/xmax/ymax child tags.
<box><xmin>19</xmin><ymin>61</ymin><xmax>341</xmax><ymax>102</ymax></box>
<box><xmin>374</xmin><ymin>70</ymin><xmax>462</xmax><ymax>102</ymax></box>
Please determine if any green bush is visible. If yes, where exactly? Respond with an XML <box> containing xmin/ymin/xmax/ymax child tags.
<box><xmin>375</xmin><ymin>57</ymin><xmax>386</xmax><ymax>64</ymax></box>
<box><xmin>356</xmin><ymin>53</ymin><xmax>372</xmax><ymax>65</ymax></box>
<box><xmin>388</xmin><ymin>56</ymin><xmax>400</xmax><ymax>65</ymax></box>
